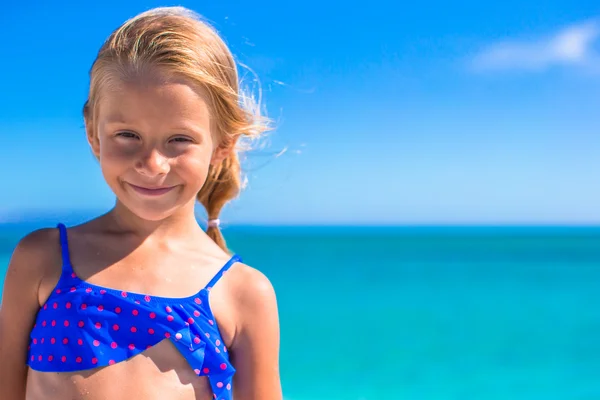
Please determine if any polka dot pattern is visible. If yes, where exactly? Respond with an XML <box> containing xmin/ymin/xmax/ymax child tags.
<box><xmin>26</xmin><ymin>223</ymin><xmax>241</xmax><ymax>400</ymax></box>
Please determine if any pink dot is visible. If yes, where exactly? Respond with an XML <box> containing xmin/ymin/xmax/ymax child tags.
<box><xmin>208</xmin><ymin>319</ymin><xmax>214</xmax><ymax>325</ymax></box>
<box><xmin>64</xmin><ymin>320</ymin><xmax>69</xmax><ymax>327</ymax></box>
<box><xmin>51</xmin><ymin>338</ymin><xmax>56</xmax><ymax>344</ymax></box>
<box><xmin>220</xmin><ymin>363</ymin><xmax>227</xmax><ymax>370</ymax></box>
<box><xmin>97</xmin><ymin>305</ymin><xmax>104</xmax><ymax>312</ymax></box>
<box><xmin>38</xmin><ymin>355</ymin><xmax>42</xmax><ymax>361</ymax></box>
<box><xmin>51</xmin><ymin>320</ymin><xmax>56</xmax><ymax>327</ymax></box>
<box><xmin>71</xmin><ymin>273</ymin><xmax>76</xmax><ymax>278</ymax></box>
<box><xmin>215</xmin><ymin>347</ymin><xmax>221</xmax><ymax>353</ymax></box>
<box><xmin>134</xmin><ymin>300</ymin><xmax>140</xmax><ymax>304</ymax></box>
<box><xmin>78</xmin><ymin>339</ymin><xmax>83</xmax><ymax>345</ymax></box>
<box><xmin>194</xmin><ymin>297</ymin><xmax>202</xmax><ymax>304</ymax></box>
<box><xmin>146</xmin><ymin>345</ymin><xmax>152</xmax><ymax>349</ymax></box>
<box><xmin>130</xmin><ymin>326</ymin><xmax>137</xmax><ymax>333</ymax></box>
<box><xmin>81</xmin><ymin>304</ymin><xmax>87</xmax><ymax>310</ymax></box>
<box><xmin>149</xmin><ymin>312</ymin><xmax>156</xmax><ymax>319</ymax></box>
<box><xmin>76</xmin><ymin>357</ymin><xmax>82</xmax><ymax>363</ymax></box>
<box><xmin>194</xmin><ymin>337</ymin><xmax>201</xmax><ymax>344</ymax></box>
<box><xmin>100</xmin><ymin>289</ymin><xmax>106</xmax><ymax>295</ymax></box>
<box><xmin>92</xmin><ymin>357</ymin><xmax>98</xmax><ymax>364</ymax></box>
<box><xmin>203</xmin><ymin>367</ymin><xmax>210</xmax><ymax>374</ymax></box>
<box><xmin>187</xmin><ymin>318</ymin><xmax>194</xmax><ymax>324</ymax></box>
<box><xmin>41</xmin><ymin>338</ymin><xmax>45</xmax><ymax>344</ymax></box>
<box><xmin>193</xmin><ymin>310</ymin><xmax>200</xmax><ymax>317</ymax></box>
<box><xmin>128</xmin><ymin>344</ymin><xmax>135</xmax><ymax>350</ymax></box>
<box><xmin>63</xmin><ymin>338</ymin><xmax>69</xmax><ymax>344</ymax></box>
<box><xmin>216</xmin><ymin>382</ymin><xmax>223</xmax><ymax>388</ymax></box>
<box><xmin>175</xmin><ymin>333</ymin><xmax>182</xmax><ymax>340</ymax></box>
<box><xmin>148</xmin><ymin>328</ymin><xmax>155</xmax><ymax>334</ymax></box>
<box><xmin>53</xmin><ymin>302</ymin><xmax>58</xmax><ymax>309</ymax></box>
<box><xmin>30</xmin><ymin>355</ymin><xmax>34</xmax><ymax>362</ymax></box>
<box><xmin>194</xmin><ymin>369</ymin><xmax>200</xmax><ymax>375</ymax></box>
<box><xmin>165</xmin><ymin>332</ymin><xmax>171</xmax><ymax>338</ymax></box>
<box><xmin>205</xmin><ymin>333</ymin><xmax>210</xmax><ymax>338</ymax></box>
<box><xmin>144</xmin><ymin>295</ymin><xmax>151</xmax><ymax>302</ymax></box>
<box><xmin>165</xmin><ymin>306</ymin><xmax>172</xmax><ymax>313</ymax></box>
<box><xmin>115</xmin><ymin>307</ymin><xmax>121</xmax><ymax>313</ymax></box>
<box><xmin>113</xmin><ymin>324</ymin><xmax>119</xmax><ymax>331</ymax></box>
<box><xmin>226</xmin><ymin>383</ymin><xmax>231</xmax><ymax>390</ymax></box>
<box><xmin>65</xmin><ymin>302</ymin><xmax>71</xmax><ymax>309</ymax></box>
<box><xmin>215</xmin><ymin>339</ymin><xmax>221</xmax><ymax>346</ymax></box>
<box><xmin>78</xmin><ymin>321</ymin><xmax>84</xmax><ymax>328</ymax></box>
<box><xmin>33</xmin><ymin>338</ymin><xmax>37</xmax><ymax>344</ymax></box>
<box><xmin>132</xmin><ymin>309</ymin><xmax>138</xmax><ymax>316</ymax></box>
<box><xmin>61</xmin><ymin>356</ymin><xmax>66</xmax><ymax>362</ymax></box>
<box><xmin>42</xmin><ymin>321</ymin><xmax>47</xmax><ymax>327</ymax></box>
<box><xmin>223</xmin><ymin>346</ymin><xmax>227</xmax><ymax>353</ymax></box>
<box><xmin>43</xmin><ymin>304</ymin><xmax>47</xmax><ymax>310</ymax></box>
<box><xmin>109</xmin><ymin>360</ymin><xmax>115</xmax><ymax>365</ymax></box>
<box><xmin>85</xmin><ymin>287</ymin><xmax>92</xmax><ymax>293</ymax></box>
<box><xmin>48</xmin><ymin>355</ymin><xmax>53</xmax><ymax>361</ymax></box>
<box><xmin>93</xmin><ymin>340</ymin><xmax>100</xmax><ymax>347</ymax></box>
<box><xmin>95</xmin><ymin>322</ymin><xmax>101</xmax><ymax>329</ymax></box>
<box><xmin>167</xmin><ymin>315</ymin><xmax>174</xmax><ymax>322</ymax></box>
<box><xmin>121</xmin><ymin>291</ymin><xmax>127</xmax><ymax>297</ymax></box>
<box><xmin>70</xmin><ymin>287</ymin><xmax>76</xmax><ymax>292</ymax></box>
<box><xmin>56</xmin><ymin>289</ymin><xmax>62</xmax><ymax>294</ymax></box>
<box><xmin>111</xmin><ymin>342</ymin><xmax>117</xmax><ymax>349</ymax></box>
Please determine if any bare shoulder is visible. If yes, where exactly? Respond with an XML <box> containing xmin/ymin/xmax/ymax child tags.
<box><xmin>6</xmin><ymin>227</ymin><xmax>61</xmax><ymax>284</ymax></box>
<box><xmin>227</xmin><ymin>262</ymin><xmax>278</xmax><ymax>314</ymax></box>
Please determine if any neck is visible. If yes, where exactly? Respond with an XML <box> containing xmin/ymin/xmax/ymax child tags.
<box><xmin>106</xmin><ymin>199</ymin><xmax>204</xmax><ymax>241</ymax></box>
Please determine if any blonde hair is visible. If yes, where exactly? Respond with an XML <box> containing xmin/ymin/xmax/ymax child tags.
<box><xmin>83</xmin><ymin>6</ymin><xmax>272</xmax><ymax>252</ymax></box>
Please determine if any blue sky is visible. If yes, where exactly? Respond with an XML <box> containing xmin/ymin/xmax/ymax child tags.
<box><xmin>0</xmin><ymin>0</ymin><xmax>599</xmax><ymax>225</ymax></box>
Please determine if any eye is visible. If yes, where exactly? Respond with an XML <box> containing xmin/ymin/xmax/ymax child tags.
<box><xmin>170</xmin><ymin>136</ymin><xmax>193</xmax><ymax>143</ymax></box>
<box><xmin>116</xmin><ymin>131</ymin><xmax>140</xmax><ymax>140</ymax></box>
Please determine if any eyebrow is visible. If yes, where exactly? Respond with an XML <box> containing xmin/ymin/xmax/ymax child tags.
<box><xmin>101</xmin><ymin>118</ymin><xmax>210</xmax><ymax>137</ymax></box>
<box><xmin>102</xmin><ymin>115</ymin><xmax>128</xmax><ymax>125</ymax></box>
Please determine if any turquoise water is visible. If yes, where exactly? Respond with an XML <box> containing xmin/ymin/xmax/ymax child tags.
<box><xmin>1</xmin><ymin>224</ymin><xmax>599</xmax><ymax>399</ymax></box>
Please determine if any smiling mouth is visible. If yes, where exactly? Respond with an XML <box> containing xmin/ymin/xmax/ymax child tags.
<box><xmin>127</xmin><ymin>183</ymin><xmax>177</xmax><ymax>196</ymax></box>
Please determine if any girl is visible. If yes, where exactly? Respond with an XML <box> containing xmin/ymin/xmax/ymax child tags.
<box><xmin>0</xmin><ymin>6</ymin><xmax>282</xmax><ymax>400</ymax></box>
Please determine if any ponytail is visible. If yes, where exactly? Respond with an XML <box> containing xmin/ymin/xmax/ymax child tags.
<box><xmin>197</xmin><ymin>153</ymin><xmax>241</xmax><ymax>253</ymax></box>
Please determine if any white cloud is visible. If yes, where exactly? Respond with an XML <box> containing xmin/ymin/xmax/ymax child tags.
<box><xmin>471</xmin><ymin>19</ymin><xmax>600</xmax><ymax>72</ymax></box>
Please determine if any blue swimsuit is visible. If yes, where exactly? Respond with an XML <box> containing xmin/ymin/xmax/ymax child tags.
<box><xmin>27</xmin><ymin>223</ymin><xmax>240</xmax><ymax>400</ymax></box>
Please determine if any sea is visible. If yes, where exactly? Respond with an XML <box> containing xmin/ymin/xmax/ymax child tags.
<box><xmin>1</xmin><ymin>222</ymin><xmax>599</xmax><ymax>400</ymax></box>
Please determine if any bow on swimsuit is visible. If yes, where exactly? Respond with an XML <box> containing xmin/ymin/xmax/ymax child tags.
<box><xmin>27</xmin><ymin>223</ymin><xmax>240</xmax><ymax>400</ymax></box>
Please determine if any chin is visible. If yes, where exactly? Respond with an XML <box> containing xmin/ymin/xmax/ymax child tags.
<box><xmin>121</xmin><ymin>199</ymin><xmax>183</xmax><ymax>221</ymax></box>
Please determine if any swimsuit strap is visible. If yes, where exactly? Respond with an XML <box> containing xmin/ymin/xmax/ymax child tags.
<box><xmin>56</xmin><ymin>223</ymin><xmax>75</xmax><ymax>276</ymax></box>
<box><xmin>204</xmin><ymin>254</ymin><xmax>242</xmax><ymax>290</ymax></box>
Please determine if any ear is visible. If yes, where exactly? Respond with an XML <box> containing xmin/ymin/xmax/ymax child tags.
<box><xmin>210</xmin><ymin>145</ymin><xmax>230</xmax><ymax>166</ymax></box>
<box><xmin>85</xmin><ymin>116</ymin><xmax>101</xmax><ymax>158</ymax></box>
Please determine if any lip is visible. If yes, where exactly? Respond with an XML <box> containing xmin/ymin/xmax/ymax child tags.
<box><xmin>127</xmin><ymin>183</ymin><xmax>177</xmax><ymax>196</ymax></box>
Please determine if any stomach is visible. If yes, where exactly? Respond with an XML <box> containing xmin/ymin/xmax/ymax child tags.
<box><xmin>25</xmin><ymin>341</ymin><xmax>214</xmax><ymax>400</ymax></box>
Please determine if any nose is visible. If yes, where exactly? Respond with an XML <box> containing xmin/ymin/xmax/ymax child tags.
<box><xmin>135</xmin><ymin>148</ymin><xmax>170</xmax><ymax>177</ymax></box>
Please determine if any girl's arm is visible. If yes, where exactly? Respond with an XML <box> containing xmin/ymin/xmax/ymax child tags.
<box><xmin>0</xmin><ymin>229</ymin><xmax>58</xmax><ymax>400</ymax></box>
<box><xmin>230</xmin><ymin>266</ymin><xmax>282</xmax><ymax>400</ymax></box>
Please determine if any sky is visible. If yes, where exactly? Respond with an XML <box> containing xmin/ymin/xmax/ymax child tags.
<box><xmin>0</xmin><ymin>0</ymin><xmax>599</xmax><ymax>225</ymax></box>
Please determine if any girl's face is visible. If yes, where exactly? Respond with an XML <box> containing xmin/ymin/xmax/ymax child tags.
<box><xmin>88</xmin><ymin>75</ymin><xmax>228</xmax><ymax>221</ymax></box>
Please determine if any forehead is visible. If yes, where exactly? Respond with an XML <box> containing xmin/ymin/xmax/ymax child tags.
<box><xmin>96</xmin><ymin>73</ymin><xmax>213</xmax><ymax>130</ymax></box>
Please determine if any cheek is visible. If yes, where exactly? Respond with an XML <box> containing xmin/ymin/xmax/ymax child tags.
<box><xmin>97</xmin><ymin>138</ymin><xmax>136</xmax><ymax>178</ymax></box>
<box><xmin>177</xmin><ymin>151</ymin><xmax>211</xmax><ymax>186</ymax></box>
